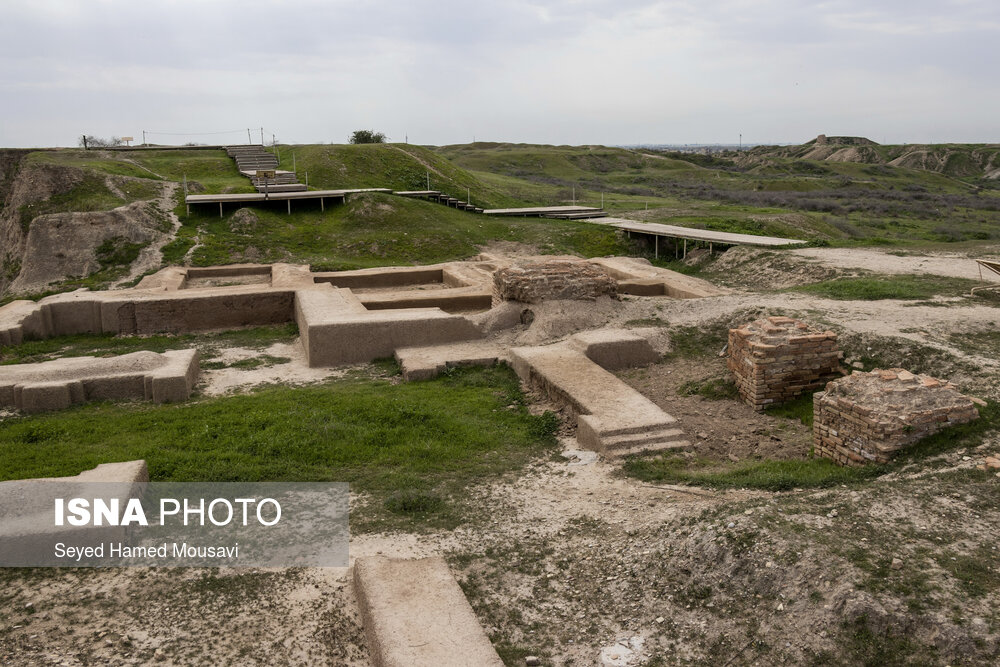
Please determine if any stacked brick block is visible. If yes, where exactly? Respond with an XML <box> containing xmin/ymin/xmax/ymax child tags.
<box><xmin>728</xmin><ymin>316</ymin><xmax>841</xmax><ymax>410</ymax></box>
<box><xmin>814</xmin><ymin>369</ymin><xmax>979</xmax><ymax>466</ymax></box>
<box><xmin>492</xmin><ymin>261</ymin><xmax>617</xmax><ymax>306</ymax></box>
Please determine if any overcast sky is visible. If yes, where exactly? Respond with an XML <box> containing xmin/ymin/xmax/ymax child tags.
<box><xmin>1</xmin><ymin>0</ymin><xmax>997</xmax><ymax>148</ymax></box>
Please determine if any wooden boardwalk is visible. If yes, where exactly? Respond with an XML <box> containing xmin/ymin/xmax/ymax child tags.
<box><xmin>185</xmin><ymin>188</ymin><xmax>393</xmax><ymax>216</ymax></box>
<box><xmin>608</xmin><ymin>220</ymin><xmax>801</xmax><ymax>248</ymax></box>
<box><xmin>483</xmin><ymin>205</ymin><xmax>606</xmax><ymax>219</ymax></box>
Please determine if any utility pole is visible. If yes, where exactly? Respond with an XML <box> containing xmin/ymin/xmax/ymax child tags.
<box><xmin>292</xmin><ymin>153</ymin><xmax>296</xmax><ymax>173</ymax></box>
<box><xmin>260</xmin><ymin>127</ymin><xmax>264</xmax><ymax>145</ymax></box>
<box><xmin>142</xmin><ymin>130</ymin><xmax>146</xmax><ymax>146</ymax></box>
<box><xmin>739</xmin><ymin>133</ymin><xmax>742</xmax><ymax>150</ymax></box>
<box><xmin>247</xmin><ymin>128</ymin><xmax>252</xmax><ymax>144</ymax></box>
<box><xmin>82</xmin><ymin>135</ymin><xmax>88</xmax><ymax>150</ymax></box>
<box><xmin>572</xmin><ymin>186</ymin><xmax>575</xmax><ymax>205</ymax></box>
<box><xmin>426</xmin><ymin>171</ymin><xmax>430</xmax><ymax>190</ymax></box>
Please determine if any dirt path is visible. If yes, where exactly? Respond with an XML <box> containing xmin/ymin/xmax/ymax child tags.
<box><xmin>789</xmin><ymin>247</ymin><xmax>1000</xmax><ymax>282</ymax></box>
<box><xmin>112</xmin><ymin>182</ymin><xmax>182</xmax><ymax>288</ymax></box>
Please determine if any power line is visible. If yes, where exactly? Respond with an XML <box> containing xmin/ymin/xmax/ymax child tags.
<box><xmin>143</xmin><ymin>129</ymin><xmax>248</xmax><ymax>136</ymax></box>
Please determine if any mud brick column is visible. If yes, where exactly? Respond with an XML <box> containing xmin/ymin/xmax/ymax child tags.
<box><xmin>814</xmin><ymin>369</ymin><xmax>980</xmax><ymax>466</ymax></box>
<box><xmin>728</xmin><ymin>316</ymin><xmax>841</xmax><ymax>410</ymax></box>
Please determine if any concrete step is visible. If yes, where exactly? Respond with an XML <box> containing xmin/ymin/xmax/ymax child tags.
<box><xmin>600</xmin><ymin>427</ymin><xmax>690</xmax><ymax>457</ymax></box>
<box><xmin>607</xmin><ymin>439</ymin><xmax>692</xmax><ymax>458</ymax></box>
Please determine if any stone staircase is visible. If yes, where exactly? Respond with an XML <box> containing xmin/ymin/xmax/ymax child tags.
<box><xmin>510</xmin><ymin>330</ymin><xmax>690</xmax><ymax>457</ymax></box>
<box><xmin>226</xmin><ymin>145</ymin><xmax>307</xmax><ymax>193</ymax></box>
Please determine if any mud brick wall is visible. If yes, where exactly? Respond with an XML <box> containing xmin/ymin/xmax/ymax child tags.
<box><xmin>728</xmin><ymin>316</ymin><xmax>841</xmax><ymax>410</ymax></box>
<box><xmin>114</xmin><ymin>292</ymin><xmax>296</xmax><ymax>335</ymax></box>
<box><xmin>814</xmin><ymin>369</ymin><xmax>980</xmax><ymax>466</ymax></box>
<box><xmin>492</xmin><ymin>261</ymin><xmax>617</xmax><ymax>306</ymax></box>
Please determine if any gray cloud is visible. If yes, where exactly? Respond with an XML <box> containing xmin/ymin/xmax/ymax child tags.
<box><xmin>1</xmin><ymin>0</ymin><xmax>996</xmax><ymax>147</ymax></box>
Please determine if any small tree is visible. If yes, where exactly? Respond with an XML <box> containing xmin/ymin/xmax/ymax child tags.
<box><xmin>79</xmin><ymin>135</ymin><xmax>123</xmax><ymax>149</ymax></box>
<box><xmin>349</xmin><ymin>130</ymin><xmax>387</xmax><ymax>144</ymax></box>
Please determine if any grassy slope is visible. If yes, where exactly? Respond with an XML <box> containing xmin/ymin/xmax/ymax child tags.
<box><xmin>273</xmin><ymin>143</ymin><xmax>523</xmax><ymax>209</ymax></box>
<box><xmin>186</xmin><ymin>191</ymin><xmax>626</xmax><ymax>269</ymax></box>
<box><xmin>437</xmin><ymin>143</ymin><xmax>1000</xmax><ymax>244</ymax></box>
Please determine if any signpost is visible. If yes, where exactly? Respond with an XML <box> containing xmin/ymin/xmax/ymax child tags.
<box><xmin>121</xmin><ymin>136</ymin><xmax>134</xmax><ymax>147</ymax></box>
<box><xmin>257</xmin><ymin>170</ymin><xmax>276</xmax><ymax>198</ymax></box>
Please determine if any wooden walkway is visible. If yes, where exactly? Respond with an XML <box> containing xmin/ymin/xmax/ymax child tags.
<box><xmin>185</xmin><ymin>188</ymin><xmax>393</xmax><ymax>216</ymax></box>
<box><xmin>483</xmin><ymin>205</ymin><xmax>606</xmax><ymax>219</ymax></box>
<box><xmin>608</xmin><ymin>219</ymin><xmax>801</xmax><ymax>248</ymax></box>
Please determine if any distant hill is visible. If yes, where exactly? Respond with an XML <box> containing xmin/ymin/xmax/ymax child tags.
<box><xmin>742</xmin><ymin>135</ymin><xmax>1000</xmax><ymax>179</ymax></box>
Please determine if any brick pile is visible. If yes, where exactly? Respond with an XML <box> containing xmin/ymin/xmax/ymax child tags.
<box><xmin>814</xmin><ymin>369</ymin><xmax>979</xmax><ymax>466</ymax></box>
<box><xmin>491</xmin><ymin>261</ymin><xmax>617</xmax><ymax>306</ymax></box>
<box><xmin>727</xmin><ymin>316</ymin><xmax>841</xmax><ymax>410</ymax></box>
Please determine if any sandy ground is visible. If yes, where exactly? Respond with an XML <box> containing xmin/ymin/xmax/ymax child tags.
<box><xmin>789</xmin><ymin>247</ymin><xmax>1000</xmax><ymax>282</ymax></box>
<box><xmin>2</xmin><ymin>245</ymin><xmax>1000</xmax><ymax>665</ymax></box>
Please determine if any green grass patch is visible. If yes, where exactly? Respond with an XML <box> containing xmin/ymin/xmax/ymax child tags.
<box><xmin>186</xmin><ymin>192</ymin><xmax>628</xmax><ymax>268</ymax></box>
<box><xmin>933</xmin><ymin>546</ymin><xmax>1000</xmax><ymax>598</ymax></box>
<box><xmin>624</xmin><ymin>400</ymin><xmax>998</xmax><ymax>491</ymax></box>
<box><xmin>793</xmin><ymin>274</ymin><xmax>981</xmax><ymax>300</ymax></box>
<box><xmin>947</xmin><ymin>330</ymin><xmax>1000</xmax><ymax>358</ymax></box>
<box><xmin>202</xmin><ymin>354</ymin><xmax>291</xmax><ymax>370</ymax></box>
<box><xmin>18</xmin><ymin>171</ymin><xmax>123</xmax><ymax>232</ymax></box>
<box><xmin>0</xmin><ymin>324</ymin><xmax>298</xmax><ymax>365</ymax></box>
<box><xmin>678</xmin><ymin>377</ymin><xmax>738</xmax><ymax>400</ymax></box>
<box><xmin>765</xmin><ymin>393</ymin><xmax>816</xmax><ymax>427</ymax></box>
<box><xmin>623</xmin><ymin>455</ymin><xmax>886</xmax><ymax>492</ymax></box>
<box><xmin>0</xmin><ymin>366</ymin><xmax>558</xmax><ymax>529</ymax></box>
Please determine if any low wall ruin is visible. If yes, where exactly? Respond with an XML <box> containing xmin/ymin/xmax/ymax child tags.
<box><xmin>813</xmin><ymin>369</ymin><xmax>979</xmax><ymax>465</ymax></box>
<box><xmin>728</xmin><ymin>316</ymin><xmax>841</xmax><ymax>410</ymax></box>
<box><xmin>492</xmin><ymin>260</ymin><xmax>617</xmax><ymax>306</ymax></box>
<box><xmin>0</xmin><ymin>350</ymin><xmax>199</xmax><ymax>413</ymax></box>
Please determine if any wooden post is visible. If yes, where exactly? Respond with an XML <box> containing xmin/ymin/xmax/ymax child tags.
<box><xmin>287</xmin><ymin>199</ymin><xmax>291</xmax><ymax>215</ymax></box>
<box><xmin>655</xmin><ymin>235</ymin><xmax>658</xmax><ymax>259</ymax></box>
<box><xmin>320</xmin><ymin>197</ymin><xmax>325</xmax><ymax>212</ymax></box>
<box><xmin>219</xmin><ymin>202</ymin><xmax>223</xmax><ymax>218</ymax></box>
<box><xmin>683</xmin><ymin>239</ymin><xmax>687</xmax><ymax>259</ymax></box>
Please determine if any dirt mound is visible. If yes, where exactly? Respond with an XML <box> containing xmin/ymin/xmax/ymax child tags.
<box><xmin>825</xmin><ymin>146</ymin><xmax>881</xmax><ymax>163</ymax></box>
<box><xmin>228</xmin><ymin>208</ymin><xmax>258</xmax><ymax>234</ymax></box>
<box><xmin>10</xmin><ymin>201</ymin><xmax>162</xmax><ymax>292</ymax></box>
<box><xmin>1</xmin><ymin>163</ymin><xmax>88</xmax><ymax>294</ymax></box>
<box><xmin>811</xmin><ymin>134</ymin><xmax>878</xmax><ymax>146</ymax></box>
<box><xmin>706</xmin><ymin>246</ymin><xmax>846</xmax><ymax>289</ymax></box>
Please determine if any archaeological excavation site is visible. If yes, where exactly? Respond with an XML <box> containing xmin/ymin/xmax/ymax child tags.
<box><xmin>1</xmin><ymin>135</ymin><xmax>999</xmax><ymax>667</ymax></box>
